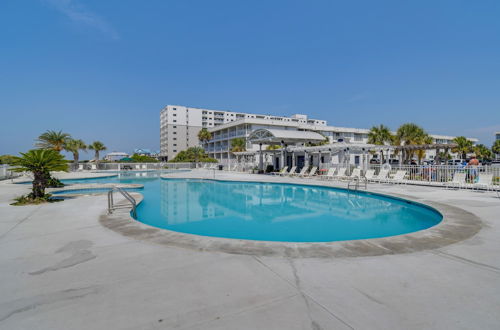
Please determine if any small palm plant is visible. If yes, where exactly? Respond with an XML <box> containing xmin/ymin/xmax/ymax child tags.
<box><xmin>64</xmin><ymin>139</ymin><xmax>87</xmax><ymax>165</ymax></box>
<box><xmin>187</xmin><ymin>147</ymin><xmax>206</xmax><ymax>167</ymax></box>
<box><xmin>10</xmin><ymin>149</ymin><xmax>69</xmax><ymax>201</ymax></box>
<box><xmin>230</xmin><ymin>138</ymin><xmax>246</xmax><ymax>152</ymax></box>
<box><xmin>36</xmin><ymin>130</ymin><xmax>71</xmax><ymax>152</ymax></box>
<box><xmin>88</xmin><ymin>141</ymin><xmax>107</xmax><ymax>163</ymax></box>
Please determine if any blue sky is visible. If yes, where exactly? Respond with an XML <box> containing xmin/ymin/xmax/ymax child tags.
<box><xmin>1</xmin><ymin>0</ymin><xmax>499</xmax><ymax>158</ymax></box>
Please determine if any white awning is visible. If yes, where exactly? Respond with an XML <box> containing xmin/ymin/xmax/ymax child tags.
<box><xmin>248</xmin><ymin>129</ymin><xmax>325</xmax><ymax>145</ymax></box>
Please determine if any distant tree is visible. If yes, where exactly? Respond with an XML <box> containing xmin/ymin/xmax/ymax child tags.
<box><xmin>394</xmin><ymin>123</ymin><xmax>428</xmax><ymax>164</ymax></box>
<box><xmin>266</xmin><ymin>145</ymin><xmax>281</xmax><ymax>150</ymax></box>
<box><xmin>36</xmin><ymin>130</ymin><xmax>71</xmax><ymax>152</ymax></box>
<box><xmin>452</xmin><ymin>136</ymin><xmax>473</xmax><ymax>161</ymax></box>
<box><xmin>0</xmin><ymin>155</ymin><xmax>16</xmax><ymax>165</ymax></box>
<box><xmin>367</xmin><ymin>124</ymin><xmax>393</xmax><ymax>163</ymax></box>
<box><xmin>230</xmin><ymin>138</ymin><xmax>246</xmax><ymax>152</ymax></box>
<box><xmin>64</xmin><ymin>139</ymin><xmax>87</xmax><ymax>165</ymax></box>
<box><xmin>492</xmin><ymin>140</ymin><xmax>500</xmax><ymax>156</ymax></box>
<box><xmin>198</xmin><ymin>128</ymin><xmax>212</xmax><ymax>144</ymax></box>
<box><xmin>473</xmin><ymin>144</ymin><xmax>493</xmax><ymax>161</ymax></box>
<box><xmin>187</xmin><ymin>147</ymin><xmax>205</xmax><ymax>167</ymax></box>
<box><xmin>88</xmin><ymin>141</ymin><xmax>107</xmax><ymax>162</ymax></box>
<box><xmin>10</xmin><ymin>149</ymin><xmax>68</xmax><ymax>199</ymax></box>
<box><xmin>130</xmin><ymin>154</ymin><xmax>159</xmax><ymax>163</ymax></box>
<box><xmin>168</xmin><ymin>147</ymin><xmax>217</xmax><ymax>163</ymax></box>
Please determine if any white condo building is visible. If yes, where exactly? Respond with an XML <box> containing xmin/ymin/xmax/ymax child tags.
<box><xmin>160</xmin><ymin>105</ymin><xmax>478</xmax><ymax>166</ymax></box>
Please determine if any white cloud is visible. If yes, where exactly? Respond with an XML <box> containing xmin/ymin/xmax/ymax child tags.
<box><xmin>44</xmin><ymin>0</ymin><xmax>119</xmax><ymax>39</ymax></box>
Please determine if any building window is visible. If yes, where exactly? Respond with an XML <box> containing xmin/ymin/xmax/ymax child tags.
<box><xmin>173</xmin><ymin>132</ymin><xmax>177</xmax><ymax>134</ymax></box>
<box><xmin>173</xmin><ymin>126</ymin><xmax>176</xmax><ymax>128</ymax></box>
<box><xmin>173</xmin><ymin>114</ymin><xmax>177</xmax><ymax>117</ymax></box>
<box><xmin>173</xmin><ymin>120</ymin><xmax>177</xmax><ymax>122</ymax></box>
<box><xmin>173</xmin><ymin>138</ymin><xmax>177</xmax><ymax>140</ymax></box>
<box><xmin>173</xmin><ymin>144</ymin><xmax>177</xmax><ymax>146</ymax></box>
<box><xmin>173</xmin><ymin>150</ymin><xmax>177</xmax><ymax>152</ymax></box>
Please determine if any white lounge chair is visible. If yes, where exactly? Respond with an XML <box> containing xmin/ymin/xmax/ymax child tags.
<box><xmin>272</xmin><ymin>166</ymin><xmax>288</xmax><ymax>176</ymax></box>
<box><xmin>387</xmin><ymin>170</ymin><xmax>407</xmax><ymax>184</ymax></box>
<box><xmin>447</xmin><ymin>172</ymin><xmax>466</xmax><ymax>189</ymax></box>
<box><xmin>292</xmin><ymin>167</ymin><xmax>308</xmax><ymax>177</ymax></box>
<box><xmin>472</xmin><ymin>173</ymin><xmax>494</xmax><ymax>191</ymax></box>
<box><xmin>347</xmin><ymin>168</ymin><xmax>361</xmax><ymax>181</ymax></box>
<box><xmin>371</xmin><ymin>169</ymin><xmax>389</xmax><ymax>183</ymax></box>
<box><xmin>332</xmin><ymin>167</ymin><xmax>347</xmax><ymax>180</ymax></box>
<box><xmin>322</xmin><ymin>168</ymin><xmax>336</xmax><ymax>180</ymax></box>
<box><xmin>303</xmin><ymin>166</ymin><xmax>317</xmax><ymax>178</ymax></box>
<box><xmin>282</xmin><ymin>166</ymin><xmax>297</xmax><ymax>176</ymax></box>
<box><xmin>135</xmin><ymin>165</ymin><xmax>140</xmax><ymax>170</ymax></box>
<box><xmin>364</xmin><ymin>169</ymin><xmax>375</xmax><ymax>181</ymax></box>
<box><xmin>141</xmin><ymin>165</ymin><xmax>147</xmax><ymax>170</ymax></box>
<box><xmin>78</xmin><ymin>164</ymin><xmax>84</xmax><ymax>171</ymax></box>
<box><xmin>90</xmin><ymin>164</ymin><xmax>97</xmax><ymax>170</ymax></box>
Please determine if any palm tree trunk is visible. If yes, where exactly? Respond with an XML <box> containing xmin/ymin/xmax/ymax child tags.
<box><xmin>32</xmin><ymin>171</ymin><xmax>47</xmax><ymax>198</ymax></box>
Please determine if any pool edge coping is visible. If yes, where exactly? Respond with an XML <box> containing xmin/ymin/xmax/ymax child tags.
<box><xmin>98</xmin><ymin>177</ymin><xmax>482</xmax><ymax>258</ymax></box>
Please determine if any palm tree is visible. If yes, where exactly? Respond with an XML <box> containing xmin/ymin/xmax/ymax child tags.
<box><xmin>473</xmin><ymin>144</ymin><xmax>493</xmax><ymax>161</ymax></box>
<box><xmin>88</xmin><ymin>141</ymin><xmax>107</xmax><ymax>162</ymax></box>
<box><xmin>395</xmin><ymin>123</ymin><xmax>428</xmax><ymax>164</ymax></box>
<box><xmin>230</xmin><ymin>138</ymin><xmax>246</xmax><ymax>152</ymax></box>
<box><xmin>10</xmin><ymin>149</ymin><xmax>68</xmax><ymax>198</ymax></box>
<box><xmin>186</xmin><ymin>147</ymin><xmax>206</xmax><ymax>167</ymax></box>
<box><xmin>492</xmin><ymin>140</ymin><xmax>500</xmax><ymax>156</ymax></box>
<box><xmin>64</xmin><ymin>139</ymin><xmax>87</xmax><ymax>165</ymax></box>
<box><xmin>367</xmin><ymin>124</ymin><xmax>393</xmax><ymax>163</ymax></box>
<box><xmin>198</xmin><ymin>128</ymin><xmax>212</xmax><ymax>144</ymax></box>
<box><xmin>452</xmin><ymin>136</ymin><xmax>473</xmax><ymax>161</ymax></box>
<box><xmin>416</xmin><ymin>135</ymin><xmax>433</xmax><ymax>164</ymax></box>
<box><xmin>36</xmin><ymin>130</ymin><xmax>71</xmax><ymax>152</ymax></box>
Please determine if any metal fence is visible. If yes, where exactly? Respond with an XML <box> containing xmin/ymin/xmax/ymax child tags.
<box><xmin>367</xmin><ymin>164</ymin><xmax>500</xmax><ymax>186</ymax></box>
<box><xmin>72</xmin><ymin>162</ymin><xmax>211</xmax><ymax>171</ymax></box>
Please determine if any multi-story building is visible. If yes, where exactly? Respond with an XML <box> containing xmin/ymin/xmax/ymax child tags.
<box><xmin>159</xmin><ymin>105</ymin><xmax>325</xmax><ymax>161</ymax></box>
<box><xmin>160</xmin><ymin>104</ymin><xmax>478</xmax><ymax>164</ymax></box>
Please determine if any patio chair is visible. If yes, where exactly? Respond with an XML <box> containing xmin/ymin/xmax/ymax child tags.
<box><xmin>346</xmin><ymin>168</ymin><xmax>361</xmax><ymax>181</ymax></box>
<box><xmin>135</xmin><ymin>165</ymin><xmax>140</xmax><ymax>170</ymax></box>
<box><xmin>282</xmin><ymin>166</ymin><xmax>297</xmax><ymax>176</ymax></box>
<box><xmin>332</xmin><ymin>167</ymin><xmax>347</xmax><ymax>180</ymax></box>
<box><xmin>303</xmin><ymin>166</ymin><xmax>317</xmax><ymax>178</ymax></box>
<box><xmin>322</xmin><ymin>168</ymin><xmax>336</xmax><ymax>180</ymax></box>
<box><xmin>371</xmin><ymin>169</ymin><xmax>389</xmax><ymax>183</ymax></box>
<box><xmin>271</xmin><ymin>166</ymin><xmax>288</xmax><ymax>176</ymax></box>
<box><xmin>292</xmin><ymin>167</ymin><xmax>308</xmax><ymax>177</ymax></box>
<box><xmin>141</xmin><ymin>165</ymin><xmax>147</xmax><ymax>170</ymax></box>
<box><xmin>447</xmin><ymin>172</ymin><xmax>466</xmax><ymax>189</ymax></box>
<box><xmin>387</xmin><ymin>170</ymin><xmax>407</xmax><ymax>184</ymax></box>
<box><xmin>90</xmin><ymin>164</ymin><xmax>97</xmax><ymax>170</ymax></box>
<box><xmin>78</xmin><ymin>164</ymin><xmax>84</xmax><ymax>171</ymax></box>
<box><xmin>472</xmin><ymin>173</ymin><xmax>494</xmax><ymax>191</ymax></box>
<box><xmin>364</xmin><ymin>169</ymin><xmax>375</xmax><ymax>181</ymax></box>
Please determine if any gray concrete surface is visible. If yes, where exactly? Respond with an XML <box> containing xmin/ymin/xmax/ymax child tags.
<box><xmin>1</xmin><ymin>170</ymin><xmax>499</xmax><ymax>329</ymax></box>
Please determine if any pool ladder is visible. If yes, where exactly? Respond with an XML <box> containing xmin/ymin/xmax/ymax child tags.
<box><xmin>347</xmin><ymin>177</ymin><xmax>368</xmax><ymax>191</ymax></box>
<box><xmin>107</xmin><ymin>187</ymin><xmax>137</xmax><ymax>218</ymax></box>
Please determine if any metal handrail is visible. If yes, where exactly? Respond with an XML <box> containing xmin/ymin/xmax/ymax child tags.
<box><xmin>108</xmin><ymin>187</ymin><xmax>137</xmax><ymax>218</ymax></box>
<box><xmin>347</xmin><ymin>176</ymin><xmax>368</xmax><ymax>191</ymax></box>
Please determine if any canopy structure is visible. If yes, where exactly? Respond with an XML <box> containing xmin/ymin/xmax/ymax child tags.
<box><xmin>394</xmin><ymin>143</ymin><xmax>457</xmax><ymax>151</ymax></box>
<box><xmin>288</xmin><ymin>142</ymin><xmax>394</xmax><ymax>153</ymax></box>
<box><xmin>248</xmin><ymin>129</ymin><xmax>325</xmax><ymax>145</ymax></box>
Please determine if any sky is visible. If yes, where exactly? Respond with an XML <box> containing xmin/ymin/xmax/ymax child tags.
<box><xmin>1</xmin><ymin>0</ymin><xmax>499</xmax><ymax>159</ymax></box>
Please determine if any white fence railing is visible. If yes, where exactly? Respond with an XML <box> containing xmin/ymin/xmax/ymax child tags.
<box><xmin>72</xmin><ymin>162</ymin><xmax>218</xmax><ymax>171</ymax></box>
<box><xmin>367</xmin><ymin>164</ymin><xmax>500</xmax><ymax>185</ymax></box>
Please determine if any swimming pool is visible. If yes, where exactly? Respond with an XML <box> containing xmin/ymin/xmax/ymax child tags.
<box><xmin>64</xmin><ymin>171</ymin><xmax>442</xmax><ymax>242</ymax></box>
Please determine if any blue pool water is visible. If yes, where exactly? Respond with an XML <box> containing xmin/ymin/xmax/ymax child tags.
<box><xmin>61</xmin><ymin>171</ymin><xmax>442</xmax><ymax>242</ymax></box>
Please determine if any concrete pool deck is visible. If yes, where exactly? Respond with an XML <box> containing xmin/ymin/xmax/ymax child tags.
<box><xmin>1</xmin><ymin>170</ymin><xmax>499</xmax><ymax>329</ymax></box>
